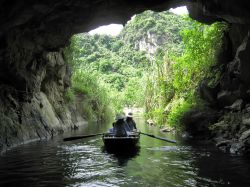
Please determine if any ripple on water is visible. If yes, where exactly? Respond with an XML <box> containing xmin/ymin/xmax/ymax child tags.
<box><xmin>57</xmin><ymin>143</ymin><xmax>127</xmax><ymax>186</ymax></box>
<box><xmin>147</xmin><ymin>145</ymin><xmax>193</xmax><ymax>152</ymax></box>
<box><xmin>1</xmin><ymin>123</ymin><xmax>250</xmax><ymax>187</ymax></box>
<box><xmin>59</xmin><ymin>144</ymin><xmax>100</xmax><ymax>153</ymax></box>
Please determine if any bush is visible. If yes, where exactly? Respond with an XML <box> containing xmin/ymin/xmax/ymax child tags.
<box><xmin>64</xmin><ymin>88</ymin><xmax>75</xmax><ymax>103</ymax></box>
<box><xmin>167</xmin><ymin>97</ymin><xmax>195</xmax><ymax>130</ymax></box>
<box><xmin>145</xmin><ymin>19</ymin><xmax>228</xmax><ymax>130</ymax></box>
<box><xmin>71</xmin><ymin>70</ymin><xmax>112</xmax><ymax>122</ymax></box>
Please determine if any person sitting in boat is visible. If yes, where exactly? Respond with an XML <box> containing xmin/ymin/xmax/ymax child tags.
<box><xmin>125</xmin><ymin>112</ymin><xmax>137</xmax><ymax>131</ymax></box>
<box><xmin>112</xmin><ymin>115</ymin><xmax>128</xmax><ymax>137</ymax></box>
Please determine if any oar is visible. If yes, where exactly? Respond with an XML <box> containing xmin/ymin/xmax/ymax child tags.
<box><xmin>140</xmin><ymin>132</ymin><xmax>177</xmax><ymax>143</ymax></box>
<box><xmin>63</xmin><ymin>133</ymin><xmax>103</xmax><ymax>141</ymax></box>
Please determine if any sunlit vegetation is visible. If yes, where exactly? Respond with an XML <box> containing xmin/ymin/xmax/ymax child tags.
<box><xmin>64</xmin><ymin>25</ymin><xmax>149</xmax><ymax>121</ymax></box>
<box><xmin>64</xmin><ymin>10</ymin><xmax>227</xmax><ymax>128</ymax></box>
<box><xmin>145</xmin><ymin>20</ymin><xmax>228</xmax><ymax>129</ymax></box>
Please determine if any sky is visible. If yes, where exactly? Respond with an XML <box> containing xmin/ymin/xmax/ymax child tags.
<box><xmin>88</xmin><ymin>24</ymin><xmax>123</xmax><ymax>36</ymax></box>
<box><xmin>169</xmin><ymin>6</ymin><xmax>188</xmax><ymax>15</ymax></box>
<box><xmin>88</xmin><ymin>6</ymin><xmax>188</xmax><ymax>36</ymax></box>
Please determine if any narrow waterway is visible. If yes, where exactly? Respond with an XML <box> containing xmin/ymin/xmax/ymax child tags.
<box><xmin>0</xmin><ymin>115</ymin><xmax>250</xmax><ymax>187</ymax></box>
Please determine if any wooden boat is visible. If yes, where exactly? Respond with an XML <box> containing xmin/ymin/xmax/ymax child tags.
<box><xmin>102</xmin><ymin>131</ymin><xmax>140</xmax><ymax>150</ymax></box>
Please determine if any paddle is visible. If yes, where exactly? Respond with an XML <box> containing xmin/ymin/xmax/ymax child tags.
<box><xmin>63</xmin><ymin>133</ymin><xmax>103</xmax><ymax>141</ymax></box>
<box><xmin>140</xmin><ymin>132</ymin><xmax>177</xmax><ymax>143</ymax></box>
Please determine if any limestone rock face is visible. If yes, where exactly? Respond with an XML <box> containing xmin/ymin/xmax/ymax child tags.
<box><xmin>136</xmin><ymin>31</ymin><xmax>168</xmax><ymax>57</ymax></box>
<box><xmin>181</xmin><ymin>106</ymin><xmax>220</xmax><ymax>138</ymax></box>
<box><xmin>0</xmin><ymin>25</ymin><xmax>83</xmax><ymax>152</ymax></box>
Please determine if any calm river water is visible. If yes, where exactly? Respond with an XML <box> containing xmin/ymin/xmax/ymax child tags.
<box><xmin>1</xmin><ymin>116</ymin><xmax>250</xmax><ymax>187</ymax></box>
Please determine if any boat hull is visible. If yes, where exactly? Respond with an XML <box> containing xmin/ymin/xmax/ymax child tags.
<box><xmin>102</xmin><ymin>132</ymin><xmax>140</xmax><ymax>150</ymax></box>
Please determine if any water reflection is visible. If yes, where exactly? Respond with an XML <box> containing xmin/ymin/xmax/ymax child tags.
<box><xmin>1</xmin><ymin>118</ymin><xmax>250</xmax><ymax>187</ymax></box>
<box><xmin>103</xmin><ymin>146</ymin><xmax>141</xmax><ymax>167</ymax></box>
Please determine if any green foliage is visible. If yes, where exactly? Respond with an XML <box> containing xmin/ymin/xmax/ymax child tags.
<box><xmin>64</xmin><ymin>89</ymin><xmax>75</xmax><ymax>103</ymax></box>
<box><xmin>65</xmin><ymin>12</ymin><xmax>186</xmax><ymax>114</ymax></box>
<box><xmin>64</xmin><ymin>9</ymin><xmax>227</xmax><ymax>129</ymax></box>
<box><xmin>70</xmin><ymin>70</ymin><xmax>112</xmax><ymax>122</ymax></box>
<box><xmin>144</xmin><ymin>52</ymin><xmax>175</xmax><ymax>127</ymax></box>
<box><xmin>171</xmin><ymin>20</ymin><xmax>228</xmax><ymax>96</ymax></box>
<box><xmin>64</xmin><ymin>32</ymin><xmax>149</xmax><ymax>95</ymax></box>
<box><xmin>167</xmin><ymin>97</ymin><xmax>195</xmax><ymax>130</ymax></box>
<box><xmin>145</xmin><ymin>19</ymin><xmax>228</xmax><ymax>129</ymax></box>
<box><xmin>123</xmin><ymin>76</ymin><xmax>147</xmax><ymax>107</ymax></box>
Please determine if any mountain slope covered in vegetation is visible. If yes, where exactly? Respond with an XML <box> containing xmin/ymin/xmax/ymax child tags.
<box><xmin>64</xmin><ymin>10</ymin><xmax>190</xmax><ymax>121</ymax></box>
<box><xmin>64</xmin><ymin>10</ymin><xmax>226</xmax><ymax>130</ymax></box>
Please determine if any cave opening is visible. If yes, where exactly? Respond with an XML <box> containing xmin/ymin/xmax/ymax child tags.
<box><xmin>0</xmin><ymin>0</ymin><xmax>250</xmax><ymax>159</ymax></box>
<box><xmin>1</xmin><ymin>1</ymin><xmax>250</xmax><ymax>187</ymax></box>
<box><xmin>64</xmin><ymin>6</ymin><xmax>228</xmax><ymax>137</ymax></box>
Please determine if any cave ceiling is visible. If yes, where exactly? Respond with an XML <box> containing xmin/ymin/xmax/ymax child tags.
<box><xmin>0</xmin><ymin>0</ymin><xmax>249</xmax><ymax>49</ymax></box>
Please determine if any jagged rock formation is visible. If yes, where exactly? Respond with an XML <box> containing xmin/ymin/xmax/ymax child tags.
<box><xmin>184</xmin><ymin>1</ymin><xmax>250</xmax><ymax>155</ymax></box>
<box><xmin>187</xmin><ymin>25</ymin><xmax>250</xmax><ymax>155</ymax></box>
<box><xmin>0</xmin><ymin>0</ymin><xmax>186</xmax><ymax>152</ymax></box>
<box><xmin>137</xmin><ymin>32</ymin><xmax>161</xmax><ymax>56</ymax></box>
<box><xmin>1</xmin><ymin>0</ymin><xmax>250</xmax><ymax>154</ymax></box>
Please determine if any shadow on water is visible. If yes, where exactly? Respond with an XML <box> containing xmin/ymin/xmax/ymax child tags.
<box><xmin>102</xmin><ymin>146</ymin><xmax>141</xmax><ymax>167</ymax></box>
<box><xmin>1</xmin><ymin>115</ymin><xmax>250</xmax><ymax>186</ymax></box>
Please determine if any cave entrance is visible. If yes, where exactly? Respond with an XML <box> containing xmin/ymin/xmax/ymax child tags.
<box><xmin>63</xmin><ymin>6</ymin><xmax>227</xmax><ymax>129</ymax></box>
<box><xmin>1</xmin><ymin>0</ymin><xmax>250</xmax><ymax>159</ymax></box>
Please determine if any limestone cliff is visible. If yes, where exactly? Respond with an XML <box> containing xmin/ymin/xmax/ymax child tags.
<box><xmin>137</xmin><ymin>31</ymin><xmax>162</xmax><ymax>56</ymax></box>
<box><xmin>120</xmin><ymin>11</ymin><xmax>189</xmax><ymax>58</ymax></box>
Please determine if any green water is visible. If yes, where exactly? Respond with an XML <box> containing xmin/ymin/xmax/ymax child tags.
<box><xmin>0</xmin><ymin>116</ymin><xmax>250</xmax><ymax>187</ymax></box>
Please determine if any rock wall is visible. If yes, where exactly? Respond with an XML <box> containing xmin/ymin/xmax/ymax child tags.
<box><xmin>182</xmin><ymin>24</ymin><xmax>250</xmax><ymax>155</ymax></box>
<box><xmin>136</xmin><ymin>31</ymin><xmax>166</xmax><ymax>57</ymax></box>
<box><xmin>0</xmin><ymin>35</ymin><xmax>84</xmax><ymax>152</ymax></box>
<box><xmin>211</xmin><ymin>25</ymin><xmax>250</xmax><ymax>155</ymax></box>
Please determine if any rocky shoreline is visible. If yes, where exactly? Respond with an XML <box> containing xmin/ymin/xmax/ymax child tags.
<box><xmin>182</xmin><ymin>27</ymin><xmax>250</xmax><ymax>155</ymax></box>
